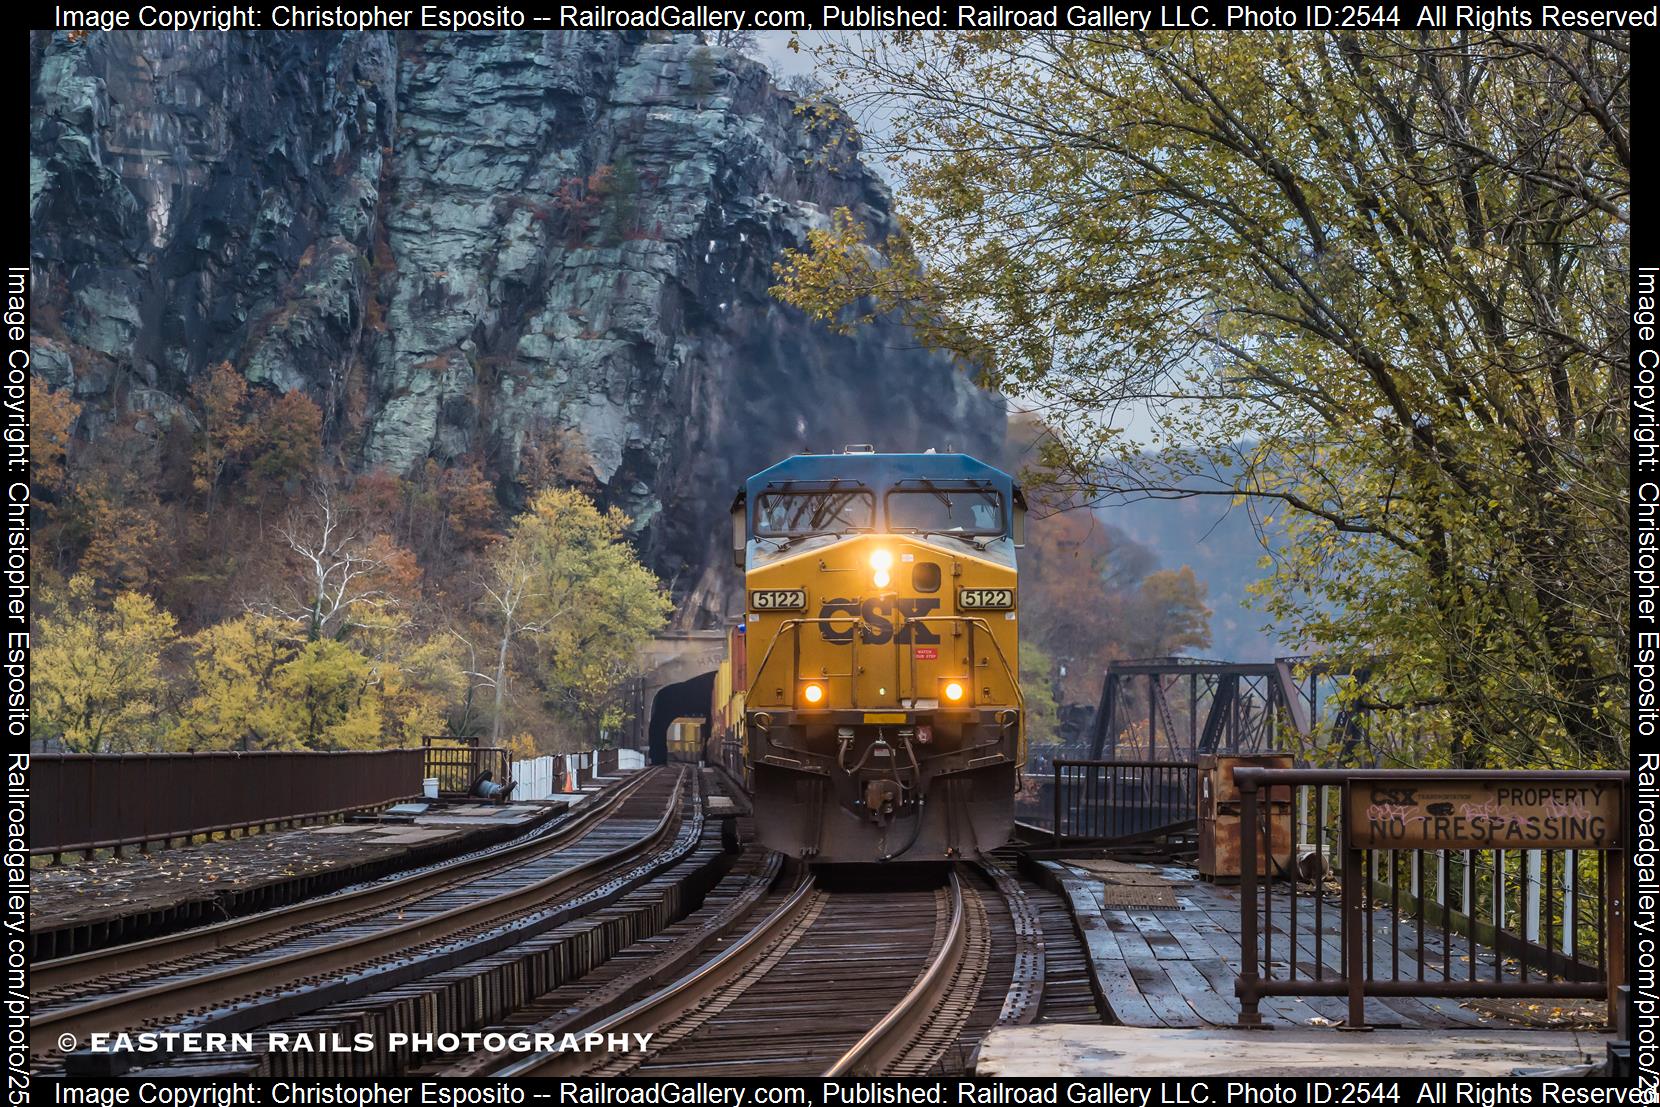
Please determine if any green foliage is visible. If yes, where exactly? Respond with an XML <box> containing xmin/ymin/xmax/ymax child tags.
<box><xmin>775</xmin><ymin>32</ymin><xmax>1628</xmax><ymax>767</ymax></box>
<box><xmin>479</xmin><ymin>487</ymin><xmax>673</xmax><ymax>741</ymax></box>
<box><xmin>1019</xmin><ymin>640</ymin><xmax>1061</xmax><ymax>749</ymax></box>
<box><xmin>33</xmin><ymin>576</ymin><xmax>179</xmax><ymax>752</ymax></box>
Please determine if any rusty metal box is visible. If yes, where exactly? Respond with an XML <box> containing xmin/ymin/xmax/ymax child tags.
<box><xmin>1198</xmin><ymin>752</ymin><xmax>1294</xmax><ymax>880</ymax></box>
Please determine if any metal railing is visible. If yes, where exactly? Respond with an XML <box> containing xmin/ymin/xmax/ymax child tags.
<box><xmin>1050</xmin><ymin>758</ymin><xmax>1198</xmax><ymax>844</ymax></box>
<box><xmin>421</xmin><ymin>742</ymin><xmax>509</xmax><ymax>795</ymax></box>
<box><xmin>1235</xmin><ymin>767</ymin><xmax>1628</xmax><ymax>1028</ymax></box>
<box><xmin>30</xmin><ymin>749</ymin><xmax>425</xmax><ymax>859</ymax></box>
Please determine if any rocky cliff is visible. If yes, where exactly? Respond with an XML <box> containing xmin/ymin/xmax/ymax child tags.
<box><xmin>29</xmin><ymin>30</ymin><xmax>1004</xmax><ymax>624</ymax></box>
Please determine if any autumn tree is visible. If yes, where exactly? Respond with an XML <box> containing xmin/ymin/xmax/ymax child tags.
<box><xmin>170</xmin><ymin>614</ymin><xmax>386</xmax><ymax>750</ymax></box>
<box><xmin>1125</xmin><ymin>568</ymin><xmax>1212</xmax><ymax>660</ymax></box>
<box><xmin>776</xmin><ymin>32</ymin><xmax>1629</xmax><ymax>767</ymax></box>
<box><xmin>1015</xmin><ymin>490</ymin><xmax>1213</xmax><ymax>711</ymax></box>
<box><xmin>191</xmin><ymin>362</ymin><xmax>257</xmax><ymax>509</ymax></box>
<box><xmin>252</xmin><ymin>389</ymin><xmax>324</xmax><ymax>488</ymax></box>
<box><xmin>189</xmin><ymin>364</ymin><xmax>323</xmax><ymax>507</ymax></box>
<box><xmin>170</xmin><ymin>614</ymin><xmax>291</xmax><ymax>750</ymax></box>
<box><xmin>60</xmin><ymin>415</ymin><xmax>168</xmax><ymax>594</ymax></box>
<box><xmin>30</xmin><ymin>375</ymin><xmax>79</xmax><ymax>505</ymax></box>
<box><xmin>260</xmin><ymin>483</ymin><xmax>419</xmax><ymax>642</ymax></box>
<box><xmin>477</xmin><ymin>488</ymin><xmax>671</xmax><ymax>742</ymax></box>
<box><xmin>172</xmin><ymin>610</ymin><xmax>456</xmax><ymax>751</ymax></box>
<box><xmin>34</xmin><ymin>575</ymin><xmax>179</xmax><ymax>751</ymax></box>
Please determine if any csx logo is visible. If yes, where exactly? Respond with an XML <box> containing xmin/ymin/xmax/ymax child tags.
<box><xmin>1369</xmin><ymin>787</ymin><xmax>1417</xmax><ymax>806</ymax></box>
<box><xmin>817</xmin><ymin>598</ymin><xmax>941</xmax><ymax>645</ymax></box>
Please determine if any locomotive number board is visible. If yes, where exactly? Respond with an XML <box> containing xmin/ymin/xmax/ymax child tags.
<box><xmin>958</xmin><ymin>587</ymin><xmax>1015</xmax><ymax>610</ymax></box>
<box><xmin>750</xmin><ymin>588</ymin><xmax>808</xmax><ymax>611</ymax></box>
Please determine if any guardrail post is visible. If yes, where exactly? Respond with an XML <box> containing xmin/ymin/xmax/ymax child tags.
<box><xmin>1609</xmin><ymin>844</ymin><xmax>1627</xmax><ymax>1027</ymax></box>
<box><xmin>1052</xmin><ymin>762</ymin><xmax>1061</xmax><ymax>846</ymax></box>
<box><xmin>1342</xmin><ymin>781</ymin><xmax>1369</xmax><ymax>1029</ymax></box>
<box><xmin>1236</xmin><ymin>771</ymin><xmax>1263</xmax><ymax>1026</ymax></box>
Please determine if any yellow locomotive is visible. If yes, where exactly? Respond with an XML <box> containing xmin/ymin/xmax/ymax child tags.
<box><xmin>665</xmin><ymin>717</ymin><xmax>706</xmax><ymax>763</ymax></box>
<box><xmin>718</xmin><ymin>448</ymin><xmax>1026</xmax><ymax>863</ymax></box>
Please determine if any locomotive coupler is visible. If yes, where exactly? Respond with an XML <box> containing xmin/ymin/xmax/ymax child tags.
<box><xmin>864</xmin><ymin>779</ymin><xmax>902</xmax><ymax>826</ymax></box>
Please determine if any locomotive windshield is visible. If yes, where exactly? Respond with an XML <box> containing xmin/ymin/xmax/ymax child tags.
<box><xmin>886</xmin><ymin>483</ymin><xmax>1005</xmax><ymax>536</ymax></box>
<box><xmin>755</xmin><ymin>488</ymin><xmax>876</xmax><ymax>536</ymax></box>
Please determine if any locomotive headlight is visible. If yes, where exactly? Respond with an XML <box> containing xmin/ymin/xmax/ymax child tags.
<box><xmin>802</xmin><ymin>682</ymin><xmax>826</xmax><ymax>706</ymax></box>
<box><xmin>870</xmin><ymin>549</ymin><xmax>893</xmax><ymax>589</ymax></box>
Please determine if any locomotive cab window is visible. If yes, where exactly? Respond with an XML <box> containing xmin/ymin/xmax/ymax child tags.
<box><xmin>754</xmin><ymin>488</ymin><xmax>875</xmax><ymax>536</ymax></box>
<box><xmin>885</xmin><ymin>483</ymin><xmax>1005</xmax><ymax>536</ymax></box>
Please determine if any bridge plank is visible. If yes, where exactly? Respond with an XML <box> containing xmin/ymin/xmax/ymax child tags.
<box><xmin>1125</xmin><ymin>955</ymin><xmax>1206</xmax><ymax>1027</ymax></box>
<box><xmin>1049</xmin><ymin>852</ymin><xmax>1557</xmax><ymax>1031</ymax></box>
<box><xmin>1159</xmin><ymin>958</ymin><xmax>1246</xmax><ymax>1025</ymax></box>
<box><xmin>1126</xmin><ymin>912</ymin><xmax>1190</xmax><ymax>960</ymax></box>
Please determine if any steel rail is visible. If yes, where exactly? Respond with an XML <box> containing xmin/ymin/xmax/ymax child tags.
<box><xmin>32</xmin><ymin>769</ymin><xmax>686</xmax><ymax>1055</ymax></box>
<box><xmin>977</xmin><ymin>857</ymin><xmax>1043</xmax><ymax>1025</ymax></box>
<box><xmin>493</xmin><ymin>868</ymin><xmax>820</xmax><ymax>1077</ymax></box>
<box><xmin>33</xmin><ymin>767</ymin><xmax>659</xmax><ymax>995</ymax></box>
<box><xmin>822</xmin><ymin>869</ymin><xmax>968</xmax><ymax>1077</ymax></box>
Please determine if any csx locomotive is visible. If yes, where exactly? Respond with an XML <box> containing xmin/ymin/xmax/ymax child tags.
<box><xmin>714</xmin><ymin>448</ymin><xmax>1025</xmax><ymax>863</ymax></box>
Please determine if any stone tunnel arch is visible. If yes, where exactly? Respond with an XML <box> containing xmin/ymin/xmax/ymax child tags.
<box><xmin>628</xmin><ymin>631</ymin><xmax>729</xmax><ymax>753</ymax></box>
<box><xmin>648</xmin><ymin>670</ymin><xmax>717</xmax><ymax>765</ymax></box>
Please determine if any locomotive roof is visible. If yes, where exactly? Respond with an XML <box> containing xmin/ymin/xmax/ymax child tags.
<box><xmin>742</xmin><ymin>452</ymin><xmax>1018</xmax><ymax>500</ymax></box>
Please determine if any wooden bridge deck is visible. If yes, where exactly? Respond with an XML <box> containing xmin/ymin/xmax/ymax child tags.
<box><xmin>1043</xmin><ymin>860</ymin><xmax>1582</xmax><ymax>1031</ymax></box>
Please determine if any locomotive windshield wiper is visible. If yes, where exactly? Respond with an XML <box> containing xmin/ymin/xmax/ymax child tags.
<box><xmin>910</xmin><ymin>477</ymin><xmax>955</xmax><ymax>512</ymax></box>
<box><xmin>892</xmin><ymin>528</ymin><xmax>989</xmax><ymax>551</ymax></box>
<box><xmin>771</xmin><ymin>530</ymin><xmax>852</xmax><ymax>552</ymax></box>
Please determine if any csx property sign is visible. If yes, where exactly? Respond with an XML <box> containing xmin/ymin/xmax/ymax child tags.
<box><xmin>1348</xmin><ymin>777</ymin><xmax>1624</xmax><ymax>850</ymax></box>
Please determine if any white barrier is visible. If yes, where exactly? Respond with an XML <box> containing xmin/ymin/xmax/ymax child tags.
<box><xmin>508</xmin><ymin>755</ymin><xmax>561</xmax><ymax>801</ymax></box>
<box><xmin>509</xmin><ymin>748</ymin><xmax>648</xmax><ymax>800</ymax></box>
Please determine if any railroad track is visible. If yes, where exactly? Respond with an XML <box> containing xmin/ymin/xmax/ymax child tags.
<box><xmin>494</xmin><ymin>858</ymin><xmax>1044</xmax><ymax>1078</ymax></box>
<box><xmin>33</xmin><ymin>767</ymin><xmax>688</xmax><ymax>1062</ymax></box>
<box><xmin>42</xmin><ymin>761</ymin><xmax>1087</xmax><ymax>1079</ymax></box>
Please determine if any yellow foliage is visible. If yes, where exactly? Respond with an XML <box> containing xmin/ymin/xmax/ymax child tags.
<box><xmin>34</xmin><ymin>576</ymin><xmax>178</xmax><ymax>752</ymax></box>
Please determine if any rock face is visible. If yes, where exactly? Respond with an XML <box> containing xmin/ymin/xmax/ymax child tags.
<box><xmin>29</xmin><ymin>30</ymin><xmax>1004</xmax><ymax>624</ymax></box>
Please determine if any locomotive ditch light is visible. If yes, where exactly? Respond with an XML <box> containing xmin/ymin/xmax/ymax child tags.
<box><xmin>940</xmin><ymin>678</ymin><xmax>968</xmax><ymax>707</ymax></box>
<box><xmin>801</xmin><ymin>681</ymin><xmax>826</xmax><ymax>707</ymax></box>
